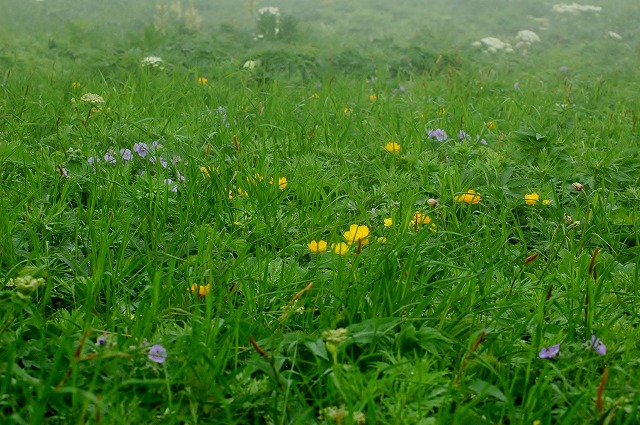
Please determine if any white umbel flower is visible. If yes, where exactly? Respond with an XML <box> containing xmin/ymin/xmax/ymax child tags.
<box><xmin>141</xmin><ymin>56</ymin><xmax>164</xmax><ymax>68</ymax></box>
<box><xmin>552</xmin><ymin>3</ymin><xmax>602</xmax><ymax>14</ymax></box>
<box><xmin>516</xmin><ymin>30</ymin><xmax>541</xmax><ymax>45</ymax></box>
<box><xmin>80</xmin><ymin>93</ymin><xmax>105</xmax><ymax>105</ymax></box>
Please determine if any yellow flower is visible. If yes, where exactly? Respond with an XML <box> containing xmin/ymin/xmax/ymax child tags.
<box><xmin>237</xmin><ymin>187</ymin><xmax>248</xmax><ymax>197</ymax></box>
<box><xmin>369</xmin><ymin>93</ymin><xmax>377</xmax><ymax>102</ymax></box>
<box><xmin>533</xmin><ymin>421</ymin><xmax>541</xmax><ymax>425</ymax></box>
<box><xmin>190</xmin><ymin>283</ymin><xmax>211</xmax><ymax>297</ymax></box>
<box><xmin>343</xmin><ymin>107</ymin><xmax>353</xmax><ymax>114</ymax></box>
<box><xmin>307</xmin><ymin>240</ymin><xmax>328</xmax><ymax>254</ymax></box>
<box><xmin>343</xmin><ymin>224</ymin><xmax>370</xmax><ymax>245</ymax></box>
<box><xmin>201</xmin><ymin>166</ymin><xmax>219</xmax><ymax>177</ymax></box>
<box><xmin>542</xmin><ymin>199</ymin><xmax>551</xmax><ymax>206</ymax></box>
<box><xmin>311</xmin><ymin>93</ymin><xmax>320</xmax><ymax>99</ymax></box>
<box><xmin>486</xmin><ymin>121</ymin><xmax>496</xmax><ymax>130</ymax></box>
<box><xmin>411</xmin><ymin>212</ymin><xmax>432</xmax><ymax>226</ymax></box>
<box><xmin>71</xmin><ymin>82</ymin><xmax>81</xmax><ymax>88</ymax></box>
<box><xmin>384</xmin><ymin>218</ymin><xmax>393</xmax><ymax>227</ymax></box>
<box><xmin>332</xmin><ymin>242</ymin><xmax>350</xmax><ymax>255</ymax></box>
<box><xmin>436</xmin><ymin>108</ymin><xmax>446</xmax><ymax>116</ymax></box>
<box><xmin>385</xmin><ymin>142</ymin><xmax>400</xmax><ymax>154</ymax></box>
<box><xmin>455</xmin><ymin>189</ymin><xmax>482</xmax><ymax>204</ymax></box>
<box><xmin>197</xmin><ymin>76</ymin><xmax>208</xmax><ymax>85</ymax></box>
<box><xmin>524</xmin><ymin>192</ymin><xmax>540</xmax><ymax>205</ymax></box>
<box><xmin>247</xmin><ymin>172</ymin><xmax>264</xmax><ymax>185</ymax></box>
<box><xmin>268</xmin><ymin>176</ymin><xmax>288</xmax><ymax>190</ymax></box>
<box><xmin>377</xmin><ymin>236</ymin><xmax>387</xmax><ymax>244</ymax></box>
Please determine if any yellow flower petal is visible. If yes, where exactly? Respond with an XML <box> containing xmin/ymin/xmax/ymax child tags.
<box><xmin>307</xmin><ymin>240</ymin><xmax>328</xmax><ymax>254</ymax></box>
<box><xmin>385</xmin><ymin>142</ymin><xmax>400</xmax><ymax>154</ymax></box>
<box><xmin>190</xmin><ymin>283</ymin><xmax>211</xmax><ymax>297</ymax></box>
<box><xmin>343</xmin><ymin>224</ymin><xmax>370</xmax><ymax>245</ymax></box>
<box><xmin>455</xmin><ymin>189</ymin><xmax>482</xmax><ymax>204</ymax></box>
<box><xmin>332</xmin><ymin>242</ymin><xmax>350</xmax><ymax>255</ymax></box>
<box><xmin>524</xmin><ymin>192</ymin><xmax>540</xmax><ymax>205</ymax></box>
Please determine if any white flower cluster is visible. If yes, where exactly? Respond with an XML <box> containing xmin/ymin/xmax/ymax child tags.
<box><xmin>80</xmin><ymin>93</ymin><xmax>105</xmax><ymax>105</ymax></box>
<box><xmin>255</xmin><ymin>6</ymin><xmax>280</xmax><ymax>40</ymax></box>
<box><xmin>516</xmin><ymin>30</ymin><xmax>541</xmax><ymax>45</ymax></box>
<box><xmin>141</xmin><ymin>56</ymin><xmax>164</xmax><ymax>68</ymax></box>
<box><xmin>258</xmin><ymin>7</ymin><xmax>280</xmax><ymax>17</ymax></box>
<box><xmin>552</xmin><ymin>3</ymin><xmax>602</xmax><ymax>14</ymax></box>
<box><xmin>472</xmin><ymin>37</ymin><xmax>513</xmax><ymax>54</ymax></box>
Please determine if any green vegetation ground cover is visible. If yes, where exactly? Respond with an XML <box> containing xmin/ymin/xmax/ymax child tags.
<box><xmin>1</xmin><ymin>0</ymin><xmax>640</xmax><ymax>423</ymax></box>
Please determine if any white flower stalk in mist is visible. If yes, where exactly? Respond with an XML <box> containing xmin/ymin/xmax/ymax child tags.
<box><xmin>141</xmin><ymin>56</ymin><xmax>164</xmax><ymax>69</ymax></box>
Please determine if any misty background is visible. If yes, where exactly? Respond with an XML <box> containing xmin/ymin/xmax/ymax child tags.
<box><xmin>1</xmin><ymin>0</ymin><xmax>639</xmax><ymax>88</ymax></box>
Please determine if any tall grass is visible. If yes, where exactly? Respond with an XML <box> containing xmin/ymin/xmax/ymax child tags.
<box><xmin>1</xmin><ymin>0</ymin><xmax>639</xmax><ymax>423</ymax></box>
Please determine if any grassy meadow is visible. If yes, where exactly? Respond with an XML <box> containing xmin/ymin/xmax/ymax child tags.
<box><xmin>1</xmin><ymin>0</ymin><xmax>640</xmax><ymax>423</ymax></box>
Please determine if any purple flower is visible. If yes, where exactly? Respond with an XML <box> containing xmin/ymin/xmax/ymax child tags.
<box><xmin>476</xmin><ymin>135</ymin><xmax>488</xmax><ymax>145</ymax></box>
<box><xmin>59</xmin><ymin>167</ymin><xmax>69</xmax><ymax>178</ymax></box>
<box><xmin>150</xmin><ymin>140</ymin><xmax>161</xmax><ymax>150</ymax></box>
<box><xmin>150</xmin><ymin>155</ymin><xmax>168</xmax><ymax>168</ymax></box>
<box><xmin>164</xmin><ymin>178</ymin><xmax>178</xmax><ymax>192</ymax></box>
<box><xmin>103</xmin><ymin>152</ymin><xmax>116</xmax><ymax>164</ymax></box>
<box><xmin>88</xmin><ymin>156</ymin><xmax>100</xmax><ymax>165</ymax></box>
<box><xmin>428</xmin><ymin>129</ymin><xmax>448</xmax><ymax>142</ymax></box>
<box><xmin>148</xmin><ymin>344</ymin><xmax>167</xmax><ymax>363</ymax></box>
<box><xmin>133</xmin><ymin>142</ymin><xmax>149</xmax><ymax>158</ymax></box>
<box><xmin>120</xmin><ymin>148</ymin><xmax>132</xmax><ymax>161</ymax></box>
<box><xmin>539</xmin><ymin>343</ymin><xmax>560</xmax><ymax>359</ymax></box>
<box><xmin>458</xmin><ymin>130</ymin><xmax>470</xmax><ymax>141</ymax></box>
<box><xmin>589</xmin><ymin>335</ymin><xmax>606</xmax><ymax>356</ymax></box>
<box><xmin>97</xmin><ymin>335</ymin><xmax>107</xmax><ymax>346</ymax></box>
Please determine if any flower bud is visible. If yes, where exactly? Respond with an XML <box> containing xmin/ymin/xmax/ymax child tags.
<box><xmin>427</xmin><ymin>198</ymin><xmax>439</xmax><ymax>206</ymax></box>
<box><xmin>572</xmin><ymin>182</ymin><xmax>584</xmax><ymax>191</ymax></box>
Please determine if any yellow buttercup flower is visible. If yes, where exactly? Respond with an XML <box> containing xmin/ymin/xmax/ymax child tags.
<box><xmin>190</xmin><ymin>283</ymin><xmax>211</xmax><ymax>297</ymax></box>
<box><xmin>343</xmin><ymin>107</ymin><xmax>353</xmax><ymax>114</ymax></box>
<box><xmin>307</xmin><ymin>240</ymin><xmax>328</xmax><ymax>254</ymax></box>
<box><xmin>197</xmin><ymin>76</ymin><xmax>208</xmax><ymax>85</ymax></box>
<box><xmin>385</xmin><ymin>142</ymin><xmax>400</xmax><ymax>154</ymax></box>
<box><xmin>369</xmin><ymin>93</ymin><xmax>377</xmax><ymax>102</ymax></box>
<box><xmin>411</xmin><ymin>212</ymin><xmax>432</xmax><ymax>226</ymax></box>
<box><xmin>332</xmin><ymin>242</ymin><xmax>350</xmax><ymax>255</ymax></box>
<box><xmin>486</xmin><ymin>121</ymin><xmax>496</xmax><ymax>130</ymax></box>
<box><xmin>343</xmin><ymin>224</ymin><xmax>370</xmax><ymax>245</ymax></box>
<box><xmin>384</xmin><ymin>218</ymin><xmax>393</xmax><ymax>227</ymax></box>
<box><xmin>542</xmin><ymin>199</ymin><xmax>551</xmax><ymax>206</ymax></box>
<box><xmin>455</xmin><ymin>189</ymin><xmax>482</xmax><ymax>204</ymax></box>
<box><xmin>377</xmin><ymin>236</ymin><xmax>387</xmax><ymax>244</ymax></box>
<box><xmin>524</xmin><ymin>192</ymin><xmax>540</xmax><ymax>205</ymax></box>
